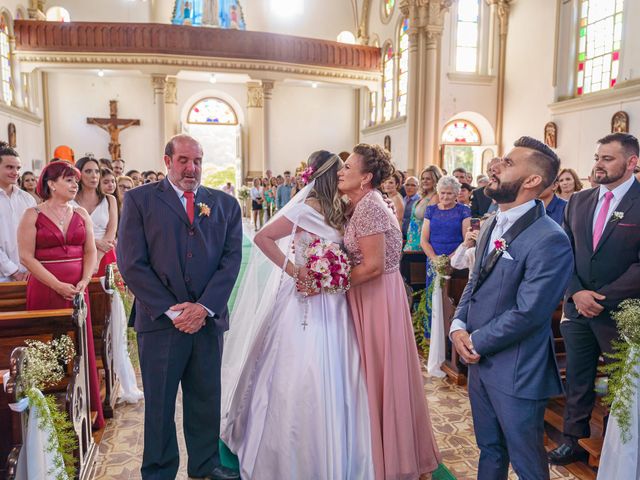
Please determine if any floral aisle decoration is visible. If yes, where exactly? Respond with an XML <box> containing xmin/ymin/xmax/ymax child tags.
<box><xmin>601</xmin><ymin>299</ymin><xmax>640</xmax><ymax>443</ymax></box>
<box><xmin>18</xmin><ymin>336</ymin><xmax>77</xmax><ymax>480</ymax></box>
<box><xmin>111</xmin><ymin>265</ymin><xmax>138</xmax><ymax>368</ymax></box>
<box><xmin>238</xmin><ymin>186</ymin><xmax>250</xmax><ymax>217</ymax></box>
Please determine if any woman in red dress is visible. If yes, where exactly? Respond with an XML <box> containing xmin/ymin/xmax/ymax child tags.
<box><xmin>18</xmin><ymin>161</ymin><xmax>105</xmax><ymax>429</ymax></box>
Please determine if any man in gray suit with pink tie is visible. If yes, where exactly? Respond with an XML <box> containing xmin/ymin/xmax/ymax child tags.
<box><xmin>118</xmin><ymin>134</ymin><xmax>242</xmax><ymax>480</ymax></box>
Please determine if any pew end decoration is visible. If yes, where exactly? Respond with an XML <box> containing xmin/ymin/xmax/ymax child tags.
<box><xmin>16</xmin><ymin>336</ymin><xmax>78</xmax><ymax>479</ymax></box>
<box><xmin>602</xmin><ymin>299</ymin><xmax>640</xmax><ymax>443</ymax></box>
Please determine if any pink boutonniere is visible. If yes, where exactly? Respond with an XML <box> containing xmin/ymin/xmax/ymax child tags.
<box><xmin>198</xmin><ymin>202</ymin><xmax>211</xmax><ymax>217</ymax></box>
<box><xmin>494</xmin><ymin>238</ymin><xmax>508</xmax><ymax>253</ymax></box>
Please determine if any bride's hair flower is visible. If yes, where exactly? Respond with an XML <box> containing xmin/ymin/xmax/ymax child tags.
<box><xmin>301</xmin><ymin>166</ymin><xmax>315</xmax><ymax>185</ymax></box>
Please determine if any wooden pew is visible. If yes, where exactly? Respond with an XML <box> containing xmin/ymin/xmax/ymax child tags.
<box><xmin>441</xmin><ymin>268</ymin><xmax>470</xmax><ymax>385</ymax></box>
<box><xmin>0</xmin><ymin>277</ymin><xmax>117</xmax><ymax>418</ymax></box>
<box><xmin>2</xmin><ymin>348</ymin><xmax>25</xmax><ymax>480</ymax></box>
<box><xmin>0</xmin><ymin>298</ymin><xmax>97</xmax><ymax>480</ymax></box>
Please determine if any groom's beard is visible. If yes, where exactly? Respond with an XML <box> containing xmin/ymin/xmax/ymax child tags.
<box><xmin>485</xmin><ymin>176</ymin><xmax>525</xmax><ymax>204</ymax></box>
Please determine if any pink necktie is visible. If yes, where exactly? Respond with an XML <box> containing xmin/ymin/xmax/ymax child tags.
<box><xmin>184</xmin><ymin>191</ymin><xmax>195</xmax><ymax>224</ymax></box>
<box><xmin>593</xmin><ymin>191</ymin><xmax>614</xmax><ymax>249</ymax></box>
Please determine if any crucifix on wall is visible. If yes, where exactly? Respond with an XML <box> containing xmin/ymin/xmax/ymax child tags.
<box><xmin>87</xmin><ymin>100</ymin><xmax>140</xmax><ymax>160</ymax></box>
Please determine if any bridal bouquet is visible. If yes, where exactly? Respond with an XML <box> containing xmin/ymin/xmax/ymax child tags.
<box><xmin>303</xmin><ymin>239</ymin><xmax>351</xmax><ymax>294</ymax></box>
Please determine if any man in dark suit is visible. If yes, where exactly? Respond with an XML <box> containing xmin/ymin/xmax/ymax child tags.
<box><xmin>117</xmin><ymin>135</ymin><xmax>242</xmax><ymax>480</ymax></box>
<box><xmin>471</xmin><ymin>157</ymin><xmax>500</xmax><ymax>217</ymax></box>
<box><xmin>549</xmin><ymin>133</ymin><xmax>640</xmax><ymax>465</ymax></box>
<box><xmin>451</xmin><ymin>137</ymin><xmax>573</xmax><ymax>479</ymax></box>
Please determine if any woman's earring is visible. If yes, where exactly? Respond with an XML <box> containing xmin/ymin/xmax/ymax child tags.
<box><xmin>52</xmin><ymin>188</ymin><xmax>56</xmax><ymax>192</ymax></box>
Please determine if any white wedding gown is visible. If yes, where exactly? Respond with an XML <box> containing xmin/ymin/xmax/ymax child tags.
<box><xmin>221</xmin><ymin>204</ymin><xmax>373</xmax><ymax>480</ymax></box>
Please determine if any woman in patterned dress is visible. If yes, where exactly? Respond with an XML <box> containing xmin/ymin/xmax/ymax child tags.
<box><xmin>338</xmin><ymin>144</ymin><xmax>441</xmax><ymax>480</ymax></box>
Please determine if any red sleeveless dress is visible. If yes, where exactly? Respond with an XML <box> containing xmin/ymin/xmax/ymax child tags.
<box><xmin>26</xmin><ymin>210</ymin><xmax>105</xmax><ymax>429</ymax></box>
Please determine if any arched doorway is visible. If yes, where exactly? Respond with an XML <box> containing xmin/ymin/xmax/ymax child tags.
<box><xmin>184</xmin><ymin>97</ymin><xmax>242</xmax><ymax>189</ymax></box>
<box><xmin>441</xmin><ymin>119</ymin><xmax>484</xmax><ymax>179</ymax></box>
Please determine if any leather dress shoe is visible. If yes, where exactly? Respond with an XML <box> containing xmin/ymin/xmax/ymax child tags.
<box><xmin>204</xmin><ymin>466</ymin><xmax>240</xmax><ymax>480</ymax></box>
<box><xmin>547</xmin><ymin>441</ymin><xmax>587</xmax><ymax>465</ymax></box>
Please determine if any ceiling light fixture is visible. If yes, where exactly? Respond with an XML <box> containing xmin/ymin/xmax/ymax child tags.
<box><xmin>209</xmin><ymin>73</ymin><xmax>217</xmax><ymax>84</ymax></box>
<box><xmin>98</xmin><ymin>69</ymin><xmax>105</xmax><ymax>77</ymax></box>
<box><xmin>311</xmin><ymin>82</ymin><xmax>318</xmax><ymax>89</ymax></box>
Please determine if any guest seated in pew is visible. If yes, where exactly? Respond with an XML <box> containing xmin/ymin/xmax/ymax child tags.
<box><xmin>0</xmin><ymin>142</ymin><xmax>36</xmax><ymax>283</ymax></box>
<box><xmin>73</xmin><ymin>157</ymin><xmax>119</xmax><ymax>277</ymax></box>
<box><xmin>17</xmin><ymin>161</ymin><xmax>105</xmax><ymax>429</ymax></box>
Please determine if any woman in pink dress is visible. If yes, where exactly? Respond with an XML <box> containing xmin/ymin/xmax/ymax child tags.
<box><xmin>338</xmin><ymin>144</ymin><xmax>441</xmax><ymax>480</ymax></box>
<box><xmin>17</xmin><ymin>161</ymin><xmax>105</xmax><ymax>429</ymax></box>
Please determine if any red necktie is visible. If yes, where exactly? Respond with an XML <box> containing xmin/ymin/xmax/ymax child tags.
<box><xmin>593</xmin><ymin>191</ymin><xmax>614</xmax><ymax>249</ymax></box>
<box><xmin>184</xmin><ymin>191</ymin><xmax>195</xmax><ymax>224</ymax></box>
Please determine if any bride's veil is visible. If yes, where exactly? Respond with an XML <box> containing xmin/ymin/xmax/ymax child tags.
<box><xmin>220</xmin><ymin>179</ymin><xmax>316</xmax><ymax>442</ymax></box>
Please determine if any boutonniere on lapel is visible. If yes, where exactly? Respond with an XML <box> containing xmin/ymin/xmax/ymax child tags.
<box><xmin>197</xmin><ymin>202</ymin><xmax>211</xmax><ymax>217</ymax></box>
<box><xmin>494</xmin><ymin>238</ymin><xmax>508</xmax><ymax>253</ymax></box>
<box><xmin>610</xmin><ymin>211</ymin><xmax>624</xmax><ymax>223</ymax></box>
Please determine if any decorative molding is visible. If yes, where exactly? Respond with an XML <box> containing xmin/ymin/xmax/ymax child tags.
<box><xmin>14</xmin><ymin>20</ymin><xmax>381</xmax><ymax>72</ymax></box>
<box><xmin>549</xmin><ymin>79</ymin><xmax>640</xmax><ymax>115</ymax></box>
<box><xmin>360</xmin><ymin>115</ymin><xmax>407</xmax><ymax>136</ymax></box>
<box><xmin>151</xmin><ymin>75</ymin><xmax>166</xmax><ymax>97</ymax></box>
<box><xmin>261</xmin><ymin>80</ymin><xmax>275</xmax><ymax>101</ymax></box>
<box><xmin>446</xmin><ymin>72</ymin><xmax>496</xmax><ymax>85</ymax></box>
<box><xmin>165</xmin><ymin>77</ymin><xmax>177</xmax><ymax>104</ymax></box>
<box><xmin>0</xmin><ymin>102</ymin><xmax>42</xmax><ymax>124</ymax></box>
<box><xmin>247</xmin><ymin>83</ymin><xmax>264</xmax><ymax>108</ymax></box>
<box><xmin>16</xmin><ymin>52</ymin><xmax>382</xmax><ymax>84</ymax></box>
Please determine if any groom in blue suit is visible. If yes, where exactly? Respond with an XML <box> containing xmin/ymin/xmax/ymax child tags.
<box><xmin>117</xmin><ymin>135</ymin><xmax>242</xmax><ymax>480</ymax></box>
<box><xmin>450</xmin><ymin>136</ymin><xmax>574</xmax><ymax>480</ymax></box>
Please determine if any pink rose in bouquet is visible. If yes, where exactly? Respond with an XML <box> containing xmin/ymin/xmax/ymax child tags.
<box><xmin>304</xmin><ymin>238</ymin><xmax>351</xmax><ymax>294</ymax></box>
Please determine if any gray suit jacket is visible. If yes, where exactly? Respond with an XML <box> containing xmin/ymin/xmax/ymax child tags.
<box><xmin>454</xmin><ymin>201</ymin><xmax>573</xmax><ymax>400</ymax></box>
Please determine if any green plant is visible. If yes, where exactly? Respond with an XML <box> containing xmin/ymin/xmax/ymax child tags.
<box><xmin>411</xmin><ymin>289</ymin><xmax>430</xmax><ymax>358</ymax></box>
<box><xmin>601</xmin><ymin>299</ymin><xmax>640</xmax><ymax>443</ymax></box>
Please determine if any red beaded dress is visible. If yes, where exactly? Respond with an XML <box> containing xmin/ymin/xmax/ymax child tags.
<box><xmin>25</xmin><ymin>208</ymin><xmax>105</xmax><ymax>429</ymax></box>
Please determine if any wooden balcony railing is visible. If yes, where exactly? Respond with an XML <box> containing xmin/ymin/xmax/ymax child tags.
<box><xmin>14</xmin><ymin>21</ymin><xmax>381</xmax><ymax>72</ymax></box>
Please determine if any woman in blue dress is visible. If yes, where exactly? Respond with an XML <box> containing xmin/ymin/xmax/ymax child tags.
<box><xmin>419</xmin><ymin>175</ymin><xmax>471</xmax><ymax>339</ymax></box>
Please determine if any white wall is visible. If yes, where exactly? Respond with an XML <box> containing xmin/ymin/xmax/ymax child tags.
<box><xmin>503</xmin><ymin>0</ymin><xmax>640</xmax><ymax>178</ymax></box>
<box><xmin>269</xmin><ymin>83</ymin><xmax>357</xmax><ymax>173</ymax></box>
<box><xmin>0</xmin><ymin>113</ymin><xmax>45</xmax><ymax>172</ymax></box>
<box><xmin>47</xmin><ymin>72</ymin><xmax>161</xmax><ymax>171</ymax></box>
<box><xmin>360</xmin><ymin>122</ymin><xmax>409</xmax><ymax>171</ymax></box>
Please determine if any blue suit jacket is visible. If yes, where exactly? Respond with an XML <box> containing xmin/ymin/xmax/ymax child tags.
<box><xmin>454</xmin><ymin>205</ymin><xmax>573</xmax><ymax>400</ymax></box>
<box><xmin>117</xmin><ymin>178</ymin><xmax>242</xmax><ymax>333</ymax></box>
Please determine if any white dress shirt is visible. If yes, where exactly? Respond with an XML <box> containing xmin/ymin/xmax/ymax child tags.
<box><xmin>164</xmin><ymin>179</ymin><xmax>214</xmax><ymax>320</ymax></box>
<box><xmin>0</xmin><ymin>185</ymin><xmax>36</xmax><ymax>282</ymax></box>
<box><xmin>592</xmin><ymin>175</ymin><xmax>636</xmax><ymax>234</ymax></box>
<box><xmin>450</xmin><ymin>200</ymin><xmax>536</xmax><ymax>342</ymax></box>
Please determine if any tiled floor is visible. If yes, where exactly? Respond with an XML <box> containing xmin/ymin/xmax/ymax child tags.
<box><xmin>93</xmin><ymin>372</ymin><xmax>577</xmax><ymax>479</ymax></box>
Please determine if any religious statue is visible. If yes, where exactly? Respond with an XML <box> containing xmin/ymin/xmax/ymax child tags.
<box><xmin>183</xmin><ymin>1</ymin><xmax>193</xmax><ymax>25</ymax></box>
<box><xmin>7</xmin><ymin>123</ymin><xmax>16</xmax><ymax>148</ymax></box>
<box><xmin>544</xmin><ymin>122</ymin><xmax>557</xmax><ymax>149</ymax></box>
<box><xmin>612</xmin><ymin>111</ymin><xmax>629</xmax><ymax>133</ymax></box>
<box><xmin>202</xmin><ymin>0</ymin><xmax>220</xmax><ymax>27</ymax></box>
<box><xmin>384</xmin><ymin>135</ymin><xmax>391</xmax><ymax>152</ymax></box>
<box><xmin>87</xmin><ymin>100</ymin><xmax>140</xmax><ymax>160</ymax></box>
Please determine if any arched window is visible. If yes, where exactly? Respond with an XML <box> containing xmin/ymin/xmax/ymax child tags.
<box><xmin>383</xmin><ymin>0</ymin><xmax>396</xmax><ymax>19</ymax></box>
<box><xmin>441</xmin><ymin>120</ymin><xmax>481</xmax><ymax>145</ymax></box>
<box><xmin>46</xmin><ymin>7</ymin><xmax>71</xmax><ymax>22</ymax></box>
<box><xmin>187</xmin><ymin>97</ymin><xmax>238</xmax><ymax>125</ymax></box>
<box><xmin>455</xmin><ymin>0</ymin><xmax>480</xmax><ymax>72</ymax></box>
<box><xmin>396</xmin><ymin>18</ymin><xmax>409</xmax><ymax>117</ymax></box>
<box><xmin>576</xmin><ymin>0</ymin><xmax>624</xmax><ymax>96</ymax></box>
<box><xmin>0</xmin><ymin>16</ymin><xmax>13</xmax><ymax>105</ymax></box>
<box><xmin>382</xmin><ymin>43</ymin><xmax>395</xmax><ymax>122</ymax></box>
<box><xmin>441</xmin><ymin>119</ymin><xmax>483</xmax><ymax>179</ymax></box>
<box><xmin>368</xmin><ymin>90</ymin><xmax>378</xmax><ymax>126</ymax></box>
<box><xmin>337</xmin><ymin>31</ymin><xmax>357</xmax><ymax>44</ymax></box>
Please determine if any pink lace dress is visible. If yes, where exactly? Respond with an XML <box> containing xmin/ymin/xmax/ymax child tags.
<box><xmin>344</xmin><ymin>190</ymin><xmax>441</xmax><ymax>480</ymax></box>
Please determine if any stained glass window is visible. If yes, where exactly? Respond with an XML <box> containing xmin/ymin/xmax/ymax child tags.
<box><xmin>456</xmin><ymin>0</ymin><xmax>480</xmax><ymax>73</ymax></box>
<box><xmin>576</xmin><ymin>0</ymin><xmax>624</xmax><ymax>95</ymax></box>
<box><xmin>369</xmin><ymin>90</ymin><xmax>378</xmax><ymax>126</ymax></box>
<box><xmin>382</xmin><ymin>44</ymin><xmax>395</xmax><ymax>122</ymax></box>
<box><xmin>188</xmin><ymin>98</ymin><xmax>238</xmax><ymax>125</ymax></box>
<box><xmin>0</xmin><ymin>17</ymin><xmax>12</xmax><ymax>105</ymax></box>
<box><xmin>396</xmin><ymin>18</ymin><xmax>409</xmax><ymax>117</ymax></box>
<box><xmin>441</xmin><ymin>120</ymin><xmax>481</xmax><ymax>144</ymax></box>
<box><xmin>384</xmin><ymin>0</ymin><xmax>396</xmax><ymax>18</ymax></box>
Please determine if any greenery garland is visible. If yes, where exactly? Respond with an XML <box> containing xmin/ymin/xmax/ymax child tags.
<box><xmin>411</xmin><ymin>288</ymin><xmax>430</xmax><ymax>358</ymax></box>
<box><xmin>601</xmin><ymin>299</ymin><xmax>640</xmax><ymax>443</ymax></box>
<box><xmin>20</xmin><ymin>336</ymin><xmax>78</xmax><ymax>479</ymax></box>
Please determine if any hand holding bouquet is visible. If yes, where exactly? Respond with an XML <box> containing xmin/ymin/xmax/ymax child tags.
<box><xmin>297</xmin><ymin>239</ymin><xmax>351</xmax><ymax>296</ymax></box>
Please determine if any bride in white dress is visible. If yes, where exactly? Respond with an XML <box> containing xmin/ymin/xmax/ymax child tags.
<box><xmin>220</xmin><ymin>151</ymin><xmax>373</xmax><ymax>480</ymax></box>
